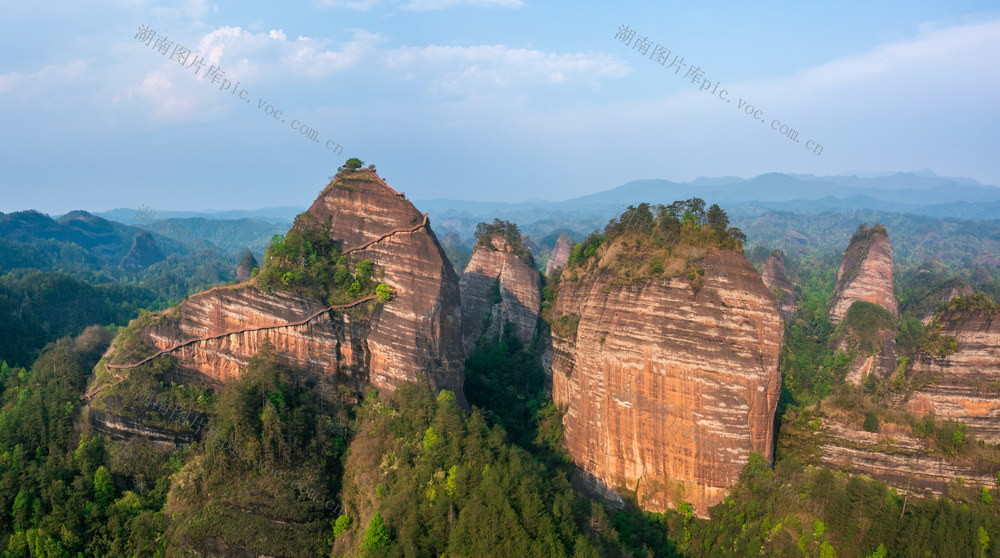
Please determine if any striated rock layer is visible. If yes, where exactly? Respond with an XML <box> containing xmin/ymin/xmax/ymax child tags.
<box><xmin>139</xmin><ymin>287</ymin><xmax>365</xmax><ymax>385</ymax></box>
<box><xmin>907</xmin><ymin>303</ymin><xmax>1000</xmax><ymax>444</ymax></box>
<box><xmin>459</xmin><ymin>236</ymin><xmax>541</xmax><ymax>352</ymax></box>
<box><xmin>110</xmin><ymin>169</ymin><xmax>466</xmax><ymax>405</ymax></box>
<box><xmin>818</xmin><ymin>419</ymin><xmax>997</xmax><ymax>497</ymax></box>
<box><xmin>550</xmin><ymin>250</ymin><xmax>783</xmax><ymax>517</ymax></box>
<box><xmin>545</xmin><ymin>234</ymin><xmax>574</xmax><ymax>276</ymax></box>
<box><xmin>829</xmin><ymin>224</ymin><xmax>898</xmax><ymax>324</ymax></box>
<box><xmin>760</xmin><ymin>252</ymin><xmax>795</xmax><ymax>323</ymax></box>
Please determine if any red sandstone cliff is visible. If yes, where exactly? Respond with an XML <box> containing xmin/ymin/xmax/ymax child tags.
<box><xmin>906</xmin><ymin>297</ymin><xmax>1000</xmax><ymax>444</ymax></box>
<box><xmin>103</xmin><ymin>168</ymin><xmax>466</xmax><ymax>405</ymax></box>
<box><xmin>828</xmin><ymin>223</ymin><xmax>898</xmax><ymax>324</ymax></box>
<box><xmin>760</xmin><ymin>252</ymin><xmax>795</xmax><ymax>323</ymax></box>
<box><xmin>545</xmin><ymin>234</ymin><xmax>573</xmax><ymax>276</ymax></box>
<box><xmin>459</xmin><ymin>235</ymin><xmax>541</xmax><ymax>352</ymax></box>
<box><xmin>549</xmin><ymin>249</ymin><xmax>783</xmax><ymax>518</ymax></box>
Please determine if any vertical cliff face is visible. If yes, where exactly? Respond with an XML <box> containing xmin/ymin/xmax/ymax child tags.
<box><xmin>302</xmin><ymin>169</ymin><xmax>465</xmax><ymax>401</ymax></box>
<box><xmin>105</xmin><ymin>168</ymin><xmax>466</xmax><ymax>405</ymax></box>
<box><xmin>545</xmin><ymin>234</ymin><xmax>574</xmax><ymax>276</ymax></box>
<box><xmin>550</xmin><ymin>250</ymin><xmax>783</xmax><ymax>517</ymax></box>
<box><xmin>907</xmin><ymin>297</ymin><xmax>1000</xmax><ymax>443</ymax></box>
<box><xmin>459</xmin><ymin>235</ymin><xmax>541</xmax><ymax>352</ymax></box>
<box><xmin>760</xmin><ymin>252</ymin><xmax>795</xmax><ymax>323</ymax></box>
<box><xmin>829</xmin><ymin>224</ymin><xmax>898</xmax><ymax>324</ymax></box>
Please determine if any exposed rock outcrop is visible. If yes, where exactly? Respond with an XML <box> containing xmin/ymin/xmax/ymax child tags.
<box><xmin>760</xmin><ymin>252</ymin><xmax>795</xmax><ymax>322</ymax></box>
<box><xmin>549</xmin><ymin>249</ymin><xmax>783</xmax><ymax>518</ymax></box>
<box><xmin>837</xmin><ymin>326</ymin><xmax>898</xmax><ymax>385</ymax></box>
<box><xmin>119</xmin><ymin>231</ymin><xmax>165</xmax><ymax>271</ymax></box>
<box><xmin>919</xmin><ymin>279</ymin><xmax>974</xmax><ymax>326</ymax></box>
<box><xmin>545</xmin><ymin>234</ymin><xmax>573</xmax><ymax>276</ymax></box>
<box><xmin>907</xmin><ymin>296</ymin><xmax>1000</xmax><ymax>444</ymax></box>
<box><xmin>833</xmin><ymin>300</ymin><xmax>899</xmax><ymax>385</ymax></box>
<box><xmin>459</xmin><ymin>235</ymin><xmax>541</xmax><ymax>352</ymax></box>
<box><xmin>817</xmin><ymin>418</ymin><xmax>997</xmax><ymax>498</ymax></box>
<box><xmin>101</xmin><ymin>168</ymin><xmax>466</xmax><ymax>405</ymax></box>
<box><xmin>829</xmin><ymin>224</ymin><xmax>898</xmax><ymax>324</ymax></box>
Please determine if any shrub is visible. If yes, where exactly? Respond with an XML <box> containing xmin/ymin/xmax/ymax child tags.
<box><xmin>376</xmin><ymin>283</ymin><xmax>393</xmax><ymax>302</ymax></box>
<box><xmin>333</xmin><ymin>514</ymin><xmax>351</xmax><ymax>537</ymax></box>
<box><xmin>362</xmin><ymin>512</ymin><xmax>391</xmax><ymax>553</ymax></box>
<box><xmin>863</xmin><ymin>411</ymin><xmax>879</xmax><ymax>432</ymax></box>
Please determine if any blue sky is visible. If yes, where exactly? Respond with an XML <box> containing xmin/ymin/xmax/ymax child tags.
<box><xmin>1</xmin><ymin>0</ymin><xmax>998</xmax><ymax>213</ymax></box>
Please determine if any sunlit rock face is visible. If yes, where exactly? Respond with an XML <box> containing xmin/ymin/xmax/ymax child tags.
<box><xmin>105</xmin><ymin>169</ymin><xmax>467</xmax><ymax>406</ymax></box>
<box><xmin>549</xmin><ymin>249</ymin><xmax>783</xmax><ymax>518</ymax></box>
<box><xmin>829</xmin><ymin>224</ymin><xmax>898</xmax><ymax>324</ymax></box>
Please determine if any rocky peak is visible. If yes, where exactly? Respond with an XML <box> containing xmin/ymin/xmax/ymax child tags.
<box><xmin>459</xmin><ymin>226</ymin><xmax>542</xmax><ymax>353</ymax></box>
<box><xmin>545</xmin><ymin>234</ymin><xmax>573</xmax><ymax>276</ymax></box>
<box><xmin>760</xmin><ymin>251</ymin><xmax>795</xmax><ymax>322</ymax></box>
<box><xmin>829</xmin><ymin>223</ymin><xmax>898</xmax><ymax>324</ymax></box>
<box><xmin>100</xmin><ymin>164</ymin><xmax>466</xmax><ymax>406</ymax></box>
<box><xmin>119</xmin><ymin>231</ymin><xmax>165</xmax><ymax>271</ymax></box>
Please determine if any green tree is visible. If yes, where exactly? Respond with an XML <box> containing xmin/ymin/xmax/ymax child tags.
<box><xmin>356</xmin><ymin>259</ymin><xmax>374</xmax><ymax>281</ymax></box>
<box><xmin>333</xmin><ymin>514</ymin><xmax>351</xmax><ymax>537</ymax></box>
<box><xmin>863</xmin><ymin>411</ymin><xmax>879</xmax><ymax>433</ymax></box>
<box><xmin>362</xmin><ymin>512</ymin><xmax>391</xmax><ymax>554</ymax></box>
<box><xmin>706</xmin><ymin>203</ymin><xmax>729</xmax><ymax>233</ymax></box>
<box><xmin>94</xmin><ymin>466</ymin><xmax>115</xmax><ymax>509</ymax></box>
<box><xmin>344</xmin><ymin>157</ymin><xmax>364</xmax><ymax>169</ymax></box>
<box><xmin>376</xmin><ymin>283</ymin><xmax>393</xmax><ymax>302</ymax></box>
<box><xmin>980</xmin><ymin>487</ymin><xmax>993</xmax><ymax>505</ymax></box>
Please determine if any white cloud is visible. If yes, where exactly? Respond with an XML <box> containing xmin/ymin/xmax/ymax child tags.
<box><xmin>399</xmin><ymin>0</ymin><xmax>523</xmax><ymax>11</ymax></box>
<box><xmin>188</xmin><ymin>26</ymin><xmax>383</xmax><ymax>78</ymax></box>
<box><xmin>383</xmin><ymin>44</ymin><xmax>630</xmax><ymax>94</ymax></box>
<box><xmin>0</xmin><ymin>60</ymin><xmax>88</xmax><ymax>94</ymax></box>
<box><xmin>126</xmin><ymin>70</ymin><xmax>199</xmax><ymax>120</ymax></box>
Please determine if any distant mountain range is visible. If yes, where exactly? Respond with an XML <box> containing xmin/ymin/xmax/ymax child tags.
<box><xmin>38</xmin><ymin>170</ymin><xmax>994</xmax><ymax>257</ymax></box>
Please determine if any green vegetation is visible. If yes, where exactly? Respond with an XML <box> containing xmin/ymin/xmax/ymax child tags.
<box><xmin>838</xmin><ymin>301</ymin><xmax>896</xmax><ymax>354</ymax></box>
<box><xmin>684</xmin><ymin>451</ymin><xmax>1000</xmax><ymax>558</ymax></box>
<box><xmin>464</xmin><ymin>322</ymin><xmax>549</xmax><ymax>448</ymax></box>
<box><xmin>334</xmin><ymin>385</ymin><xmax>612</xmax><ymax>557</ymax></box>
<box><xmin>163</xmin><ymin>340</ymin><xmax>349</xmax><ymax>555</ymax></box>
<box><xmin>863</xmin><ymin>411</ymin><xmax>880</xmax><ymax>432</ymax></box>
<box><xmin>559</xmin><ymin>199</ymin><xmax>745</xmax><ymax>288</ymax></box>
<box><xmin>551</xmin><ymin>313</ymin><xmax>580</xmax><ymax>339</ymax></box>
<box><xmin>255</xmin><ymin>212</ymin><xmax>391</xmax><ymax>306</ymax></box>
<box><xmin>473</xmin><ymin>219</ymin><xmax>535</xmax><ymax>266</ymax></box>
<box><xmin>940</xmin><ymin>293</ymin><xmax>1000</xmax><ymax>320</ymax></box>
<box><xmin>777</xmin><ymin>250</ymin><xmax>853</xmax><ymax>406</ymax></box>
<box><xmin>918</xmin><ymin>320</ymin><xmax>959</xmax><ymax>358</ymax></box>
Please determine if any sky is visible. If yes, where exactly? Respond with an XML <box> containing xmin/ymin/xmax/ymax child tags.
<box><xmin>1</xmin><ymin>0</ymin><xmax>999</xmax><ymax>214</ymax></box>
